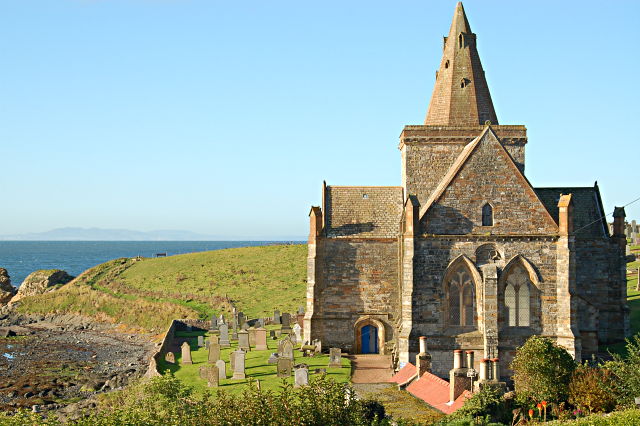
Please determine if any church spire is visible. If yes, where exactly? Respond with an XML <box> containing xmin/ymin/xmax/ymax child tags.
<box><xmin>424</xmin><ymin>2</ymin><xmax>498</xmax><ymax>126</ymax></box>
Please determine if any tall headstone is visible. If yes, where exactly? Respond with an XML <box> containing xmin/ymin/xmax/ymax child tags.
<box><xmin>207</xmin><ymin>366</ymin><xmax>220</xmax><ymax>387</ymax></box>
<box><xmin>294</xmin><ymin>365</ymin><xmax>309</xmax><ymax>387</ymax></box>
<box><xmin>280</xmin><ymin>337</ymin><xmax>294</xmax><ymax>360</ymax></box>
<box><xmin>293</xmin><ymin>323</ymin><xmax>302</xmax><ymax>343</ymax></box>
<box><xmin>197</xmin><ymin>335</ymin><xmax>204</xmax><ymax>347</ymax></box>
<box><xmin>216</xmin><ymin>359</ymin><xmax>226</xmax><ymax>380</ymax></box>
<box><xmin>248</xmin><ymin>327</ymin><xmax>256</xmax><ymax>347</ymax></box>
<box><xmin>219</xmin><ymin>324</ymin><xmax>231</xmax><ymax>348</ymax></box>
<box><xmin>255</xmin><ymin>327</ymin><xmax>268</xmax><ymax>350</ymax></box>
<box><xmin>181</xmin><ymin>342</ymin><xmax>192</xmax><ymax>365</ymax></box>
<box><xmin>230</xmin><ymin>351</ymin><xmax>236</xmax><ymax>371</ymax></box>
<box><xmin>208</xmin><ymin>342</ymin><xmax>221</xmax><ymax>364</ymax></box>
<box><xmin>232</xmin><ymin>350</ymin><xmax>246</xmax><ymax>380</ymax></box>
<box><xmin>328</xmin><ymin>348</ymin><xmax>342</xmax><ymax>367</ymax></box>
<box><xmin>238</xmin><ymin>330</ymin><xmax>250</xmax><ymax>351</ymax></box>
<box><xmin>277</xmin><ymin>357</ymin><xmax>292</xmax><ymax>378</ymax></box>
<box><xmin>232</xmin><ymin>322</ymin><xmax>239</xmax><ymax>340</ymax></box>
<box><xmin>210</xmin><ymin>334</ymin><xmax>219</xmax><ymax>345</ymax></box>
<box><xmin>281</xmin><ymin>313</ymin><xmax>292</xmax><ymax>334</ymax></box>
<box><xmin>273</xmin><ymin>310</ymin><xmax>281</xmax><ymax>324</ymax></box>
<box><xmin>210</xmin><ymin>316</ymin><xmax>218</xmax><ymax>331</ymax></box>
<box><xmin>237</xmin><ymin>312</ymin><xmax>245</xmax><ymax>327</ymax></box>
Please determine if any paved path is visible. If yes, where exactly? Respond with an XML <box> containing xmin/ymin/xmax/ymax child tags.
<box><xmin>349</xmin><ymin>354</ymin><xmax>393</xmax><ymax>384</ymax></box>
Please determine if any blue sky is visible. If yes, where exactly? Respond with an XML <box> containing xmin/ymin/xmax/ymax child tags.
<box><xmin>1</xmin><ymin>1</ymin><xmax>638</xmax><ymax>238</ymax></box>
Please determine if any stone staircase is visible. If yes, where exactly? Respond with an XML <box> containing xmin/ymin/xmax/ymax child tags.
<box><xmin>349</xmin><ymin>354</ymin><xmax>394</xmax><ymax>383</ymax></box>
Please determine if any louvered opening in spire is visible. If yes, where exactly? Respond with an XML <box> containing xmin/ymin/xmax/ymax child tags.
<box><xmin>425</xmin><ymin>2</ymin><xmax>498</xmax><ymax>126</ymax></box>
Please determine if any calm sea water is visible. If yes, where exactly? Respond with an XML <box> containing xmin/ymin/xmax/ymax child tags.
<box><xmin>0</xmin><ymin>241</ymin><xmax>300</xmax><ymax>287</ymax></box>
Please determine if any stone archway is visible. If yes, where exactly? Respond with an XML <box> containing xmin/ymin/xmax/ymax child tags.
<box><xmin>354</xmin><ymin>316</ymin><xmax>386</xmax><ymax>355</ymax></box>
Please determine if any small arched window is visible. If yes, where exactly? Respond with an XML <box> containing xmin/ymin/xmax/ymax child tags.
<box><xmin>447</xmin><ymin>267</ymin><xmax>475</xmax><ymax>327</ymax></box>
<box><xmin>482</xmin><ymin>203</ymin><xmax>493</xmax><ymax>226</ymax></box>
<box><xmin>458</xmin><ymin>33</ymin><xmax>464</xmax><ymax>48</ymax></box>
<box><xmin>445</xmin><ymin>60</ymin><xmax>450</xmax><ymax>69</ymax></box>
<box><xmin>504</xmin><ymin>265</ymin><xmax>531</xmax><ymax>327</ymax></box>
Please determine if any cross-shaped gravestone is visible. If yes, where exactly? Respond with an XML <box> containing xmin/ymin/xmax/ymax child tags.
<box><xmin>181</xmin><ymin>342</ymin><xmax>192</xmax><ymax>365</ymax></box>
<box><xmin>231</xmin><ymin>350</ymin><xmax>246</xmax><ymax>380</ymax></box>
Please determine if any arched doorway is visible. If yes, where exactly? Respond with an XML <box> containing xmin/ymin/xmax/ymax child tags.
<box><xmin>354</xmin><ymin>316</ymin><xmax>385</xmax><ymax>354</ymax></box>
<box><xmin>361</xmin><ymin>325</ymin><xmax>378</xmax><ymax>354</ymax></box>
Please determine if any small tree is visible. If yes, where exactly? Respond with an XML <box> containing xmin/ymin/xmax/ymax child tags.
<box><xmin>510</xmin><ymin>335</ymin><xmax>575</xmax><ymax>404</ymax></box>
<box><xmin>569</xmin><ymin>364</ymin><xmax>616</xmax><ymax>413</ymax></box>
<box><xmin>604</xmin><ymin>334</ymin><xmax>640</xmax><ymax>408</ymax></box>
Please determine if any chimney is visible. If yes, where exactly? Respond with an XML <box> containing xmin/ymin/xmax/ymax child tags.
<box><xmin>557</xmin><ymin>194</ymin><xmax>573</xmax><ymax>236</ymax></box>
<box><xmin>416</xmin><ymin>336</ymin><xmax>432</xmax><ymax>377</ymax></box>
<box><xmin>613</xmin><ymin>207</ymin><xmax>626</xmax><ymax>250</ymax></box>
<box><xmin>491</xmin><ymin>358</ymin><xmax>500</xmax><ymax>381</ymax></box>
<box><xmin>453</xmin><ymin>349</ymin><xmax>464</xmax><ymax>370</ymax></box>
<box><xmin>465</xmin><ymin>350</ymin><xmax>474</xmax><ymax>371</ymax></box>
<box><xmin>479</xmin><ymin>358</ymin><xmax>490</xmax><ymax>381</ymax></box>
<box><xmin>449</xmin><ymin>350</ymin><xmax>471</xmax><ymax>402</ymax></box>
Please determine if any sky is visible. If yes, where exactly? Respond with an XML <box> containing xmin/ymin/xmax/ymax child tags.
<box><xmin>1</xmin><ymin>1</ymin><xmax>639</xmax><ymax>239</ymax></box>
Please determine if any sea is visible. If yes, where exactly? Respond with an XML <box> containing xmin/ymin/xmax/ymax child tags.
<box><xmin>0</xmin><ymin>241</ymin><xmax>301</xmax><ymax>287</ymax></box>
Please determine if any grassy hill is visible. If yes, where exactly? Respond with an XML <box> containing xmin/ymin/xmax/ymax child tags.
<box><xmin>16</xmin><ymin>244</ymin><xmax>307</xmax><ymax>334</ymax></box>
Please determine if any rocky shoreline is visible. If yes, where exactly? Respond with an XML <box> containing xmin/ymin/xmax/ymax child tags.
<box><xmin>0</xmin><ymin>307</ymin><xmax>157</xmax><ymax>421</ymax></box>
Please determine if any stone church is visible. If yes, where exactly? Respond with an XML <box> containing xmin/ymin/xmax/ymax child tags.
<box><xmin>304</xmin><ymin>3</ymin><xmax>629</xmax><ymax>378</ymax></box>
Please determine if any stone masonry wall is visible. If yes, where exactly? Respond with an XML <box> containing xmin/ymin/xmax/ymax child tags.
<box><xmin>310</xmin><ymin>239</ymin><xmax>399</xmax><ymax>353</ymax></box>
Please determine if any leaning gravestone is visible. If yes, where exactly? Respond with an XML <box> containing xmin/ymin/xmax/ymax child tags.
<box><xmin>238</xmin><ymin>330</ymin><xmax>250</xmax><ymax>351</ymax></box>
<box><xmin>277</xmin><ymin>357</ymin><xmax>292</xmax><ymax>378</ymax></box>
<box><xmin>273</xmin><ymin>310</ymin><xmax>281</xmax><ymax>324</ymax></box>
<box><xmin>164</xmin><ymin>352</ymin><xmax>175</xmax><ymax>364</ymax></box>
<box><xmin>294</xmin><ymin>365</ymin><xmax>309</xmax><ymax>387</ymax></box>
<box><xmin>328</xmin><ymin>348</ymin><xmax>342</xmax><ymax>367</ymax></box>
<box><xmin>248</xmin><ymin>327</ymin><xmax>256</xmax><ymax>347</ymax></box>
<box><xmin>197</xmin><ymin>335</ymin><xmax>204</xmax><ymax>347</ymax></box>
<box><xmin>219</xmin><ymin>324</ymin><xmax>231</xmax><ymax>348</ymax></box>
<box><xmin>255</xmin><ymin>327</ymin><xmax>268</xmax><ymax>350</ymax></box>
<box><xmin>181</xmin><ymin>342</ymin><xmax>192</xmax><ymax>365</ymax></box>
<box><xmin>208</xmin><ymin>342</ymin><xmax>220</xmax><ymax>364</ymax></box>
<box><xmin>281</xmin><ymin>313</ymin><xmax>292</xmax><ymax>334</ymax></box>
<box><xmin>232</xmin><ymin>350</ymin><xmax>246</xmax><ymax>380</ymax></box>
<box><xmin>216</xmin><ymin>359</ymin><xmax>226</xmax><ymax>380</ymax></box>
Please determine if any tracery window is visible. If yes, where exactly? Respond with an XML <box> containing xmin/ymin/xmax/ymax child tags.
<box><xmin>504</xmin><ymin>265</ymin><xmax>531</xmax><ymax>327</ymax></box>
<box><xmin>447</xmin><ymin>267</ymin><xmax>475</xmax><ymax>327</ymax></box>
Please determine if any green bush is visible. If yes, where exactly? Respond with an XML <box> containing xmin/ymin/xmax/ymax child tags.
<box><xmin>604</xmin><ymin>334</ymin><xmax>640</xmax><ymax>408</ymax></box>
<box><xmin>568</xmin><ymin>364</ymin><xmax>616</xmax><ymax>413</ymax></box>
<box><xmin>510</xmin><ymin>335</ymin><xmax>576</xmax><ymax>404</ymax></box>
<box><xmin>547</xmin><ymin>408</ymin><xmax>640</xmax><ymax>425</ymax></box>
<box><xmin>443</xmin><ymin>384</ymin><xmax>513</xmax><ymax>425</ymax></box>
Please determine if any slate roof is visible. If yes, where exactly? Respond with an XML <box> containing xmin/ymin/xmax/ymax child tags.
<box><xmin>534</xmin><ymin>186</ymin><xmax>608</xmax><ymax>238</ymax></box>
<box><xmin>325</xmin><ymin>186</ymin><xmax>404</xmax><ymax>238</ymax></box>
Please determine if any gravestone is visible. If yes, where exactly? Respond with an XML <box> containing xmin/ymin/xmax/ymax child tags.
<box><xmin>248</xmin><ymin>327</ymin><xmax>256</xmax><ymax>347</ymax></box>
<box><xmin>237</xmin><ymin>312</ymin><xmax>245</xmax><ymax>327</ymax></box>
<box><xmin>207</xmin><ymin>366</ymin><xmax>219</xmax><ymax>387</ymax></box>
<box><xmin>216</xmin><ymin>359</ymin><xmax>226</xmax><ymax>380</ymax></box>
<box><xmin>210</xmin><ymin>316</ymin><xmax>218</xmax><ymax>331</ymax></box>
<box><xmin>238</xmin><ymin>330</ymin><xmax>250</xmax><ymax>351</ymax></box>
<box><xmin>208</xmin><ymin>342</ymin><xmax>220</xmax><ymax>364</ymax></box>
<box><xmin>255</xmin><ymin>327</ymin><xmax>268</xmax><ymax>350</ymax></box>
<box><xmin>277</xmin><ymin>357</ymin><xmax>292</xmax><ymax>378</ymax></box>
<box><xmin>164</xmin><ymin>352</ymin><xmax>175</xmax><ymax>364</ymax></box>
<box><xmin>242</xmin><ymin>321</ymin><xmax>250</xmax><ymax>331</ymax></box>
<box><xmin>218</xmin><ymin>314</ymin><xmax>225</xmax><ymax>324</ymax></box>
<box><xmin>314</xmin><ymin>339</ymin><xmax>322</xmax><ymax>354</ymax></box>
<box><xmin>270</xmin><ymin>330</ymin><xmax>277</xmax><ymax>340</ymax></box>
<box><xmin>294</xmin><ymin>365</ymin><xmax>309</xmax><ymax>387</ymax></box>
<box><xmin>296</xmin><ymin>313</ymin><xmax>305</xmax><ymax>329</ymax></box>
<box><xmin>280</xmin><ymin>313</ymin><xmax>292</xmax><ymax>334</ymax></box>
<box><xmin>328</xmin><ymin>348</ymin><xmax>342</xmax><ymax>367</ymax></box>
<box><xmin>232</xmin><ymin>350</ymin><xmax>246</xmax><ymax>380</ymax></box>
<box><xmin>273</xmin><ymin>310</ymin><xmax>281</xmax><ymax>324</ymax></box>
<box><xmin>231</xmin><ymin>323</ymin><xmax>238</xmax><ymax>340</ymax></box>
<box><xmin>181</xmin><ymin>342</ymin><xmax>192</xmax><ymax>365</ymax></box>
<box><xmin>197</xmin><ymin>335</ymin><xmax>204</xmax><ymax>347</ymax></box>
<box><xmin>219</xmin><ymin>324</ymin><xmax>231</xmax><ymax>348</ymax></box>
<box><xmin>257</xmin><ymin>318</ymin><xmax>265</xmax><ymax>328</ymax></box>
<box><xmin>279</xmin><ymin>337</ymin><xmax>294</xmax><ymax>360</ymax></box>
<box><xmin>293</xmin><ymin>323</ymin><xmax>302</xmax><ymax>343</ymax></box>
<box><xmin>268</xmin><ymin>353</ymin><xmax>279</xmax><ymax>364</ymax></box>
<box><xmin>210</xmin><ymin>334</ymin><xmax>219</xmax><ymax>345</ymax></box>
<box><xmin>230</xmin><ymin>351</ymin><xmax>236</xmax><ymax>371</ymax></box>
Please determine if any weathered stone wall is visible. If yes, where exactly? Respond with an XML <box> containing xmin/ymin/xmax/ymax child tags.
<box><xmin>309</xmin><ymin>238</ymin><xmax>399</xmax><ymax>353</ymax></box>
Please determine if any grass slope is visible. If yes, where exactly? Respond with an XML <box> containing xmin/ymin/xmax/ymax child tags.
<box><xmin>17</xmin><ymin>244</ymin><xmax>307</xmax><ymax>334</ymax></box>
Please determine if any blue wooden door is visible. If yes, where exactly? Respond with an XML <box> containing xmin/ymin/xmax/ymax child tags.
<box><xmin>361</xmin><ymin>325</ymin><xmax>378</xmax><ymax>354</ymax></box>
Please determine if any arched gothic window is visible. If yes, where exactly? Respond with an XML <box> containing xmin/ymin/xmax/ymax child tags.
<box><xmin>482</xmin><ymin>203</ymin><xmax>493</xmax><ymax>226</ymax></box>
<box><xmin>447</xmin><ymin>267</ymin><xmax>475</xmax><ymax>326</ymax></box>
<box><xmin>504</xmin><ymin>265</ymin><xmax>531</xmax><ymax>327</ymax></box>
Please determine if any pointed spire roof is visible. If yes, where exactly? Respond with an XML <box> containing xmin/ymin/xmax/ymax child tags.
<box><xmin>424</xmin><ymin>2</ymin><xmax>498</xmax><ymax>126</ymax></box>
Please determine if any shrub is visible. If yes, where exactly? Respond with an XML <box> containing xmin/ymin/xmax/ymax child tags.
<box><xmin>445</xmin><ymin>384</ymin><xmax>513</xmax><ymax>425</ymax></box>
<box><xmin>604</xmin><ymin>334</ymin><xmax>640</xmax><ymax>408</ymax></box>
<box><xmin>510</xmin><ymin>335</ymin><xmax>576</xmax><ymax>404</ymax></box>
<box><xmin>568</xmin><ymin>364</ymin><xmax>616</xmax><ymax>413</ymax></box>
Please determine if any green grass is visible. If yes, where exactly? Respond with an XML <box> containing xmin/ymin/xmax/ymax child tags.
<box><xmin>604</xmin><ymin>253</ymin><xmax>640</xmax><ymax>355</ymax></box>
<box><xmin>157</xmin><ymin>330</ymin><xmax>351</xmax><ymax>394</ymax></box>
<box><xmin>17</xmin><ymin>245</ymin><xmax>307</xmax><ymax>334</ymax></box>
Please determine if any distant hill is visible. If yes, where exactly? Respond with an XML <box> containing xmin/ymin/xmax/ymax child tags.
<box><xmin>0</xmin><ymin>227</ymin><xmax>304</xmax><ymax>241</ymax></box>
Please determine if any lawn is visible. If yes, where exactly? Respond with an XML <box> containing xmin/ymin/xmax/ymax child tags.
<box><xmin>157</xmin><ymin>327</ymin><xmax>351</xmax><ymax>394</ymax></box>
